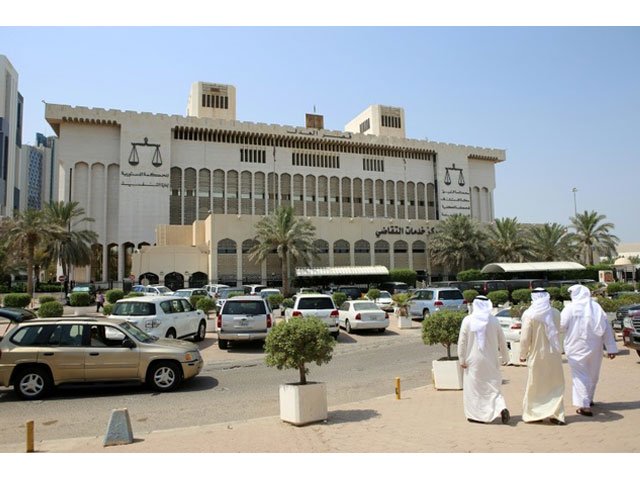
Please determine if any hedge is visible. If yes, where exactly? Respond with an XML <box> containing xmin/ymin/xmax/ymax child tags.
<box><xmin>463</xmin><ymin>289</ymin><xmax>479</xmax><ymax>303</ymax></box>
<box><xmin>3</xmin><ymin>293</ymin><xmax>32</xmax><ymax>308</ymax></box>
<box><xmin>510</xmin><ymin>288</ymin><xmax>532</xmax><ymax>304</ymax></box>
<box><xmin>106</xmin><ymin>289</ymin><xmax>125</xmax><ymax>304</ymax></box>
<box><xmin>103</xmin><ymin>304</ymin><xmax>114</xmax><ymax>315</ymax></box>
<box><xmin>487</xmin><ymin>290</ymin><xmax>509</xmax><ymax>306</ymax></box>
<box><xmin>196</xmin><ymin>297</ymin><xmax>216</xmax><ymax>313</ymax></box>
<box><xmin>332</xmin><ymin>292</ymin><xmax>347</xmax><ymax>307</ymax></box>
<box><xmin>69</xmin><ymin>292</ymin><xmax>91</xmax><ymax>306</ymax></box>
<box><xmin>38</xmin><ymin>301</ymin><xmax>64</xmax><ymax>318</ymax></box>
<box><xmin>38</xmin><ymin>295</ymin><xmax>57</xmax><ymax>304</ymax></box>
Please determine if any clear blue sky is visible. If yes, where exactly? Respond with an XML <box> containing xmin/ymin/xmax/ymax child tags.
<box><xmin>2</xmin><ymin>25</ymin><xmax>639</xmax><ymax>244</ymax></box>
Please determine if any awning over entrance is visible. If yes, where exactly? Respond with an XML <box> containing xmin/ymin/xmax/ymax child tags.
<box><xmin>296</xmin><ymin>266</ymin><xmax>389</xmax><ymax>277</ymax></box>
<box><xmin>481</xmin><ymin>261</ymin><xmax>586</xmax><ymax>274</ymax></box>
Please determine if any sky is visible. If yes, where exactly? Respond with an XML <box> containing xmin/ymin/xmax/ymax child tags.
<box><xmin>2</xmin><ymin>4</ymin><xmax>639</xmax><ymax>248</ymax></box>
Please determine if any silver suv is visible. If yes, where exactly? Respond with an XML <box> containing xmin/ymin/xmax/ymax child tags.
<box><xmin>284</xmin><ymin>294</ymin><xmax>340</xmax><ymax>338</ymax></box>
<box><xmin>408</xmin><ymin>287</ymin><xmax>466</xmax><ymax>320</ymax></box>
<box><xmin>109</xmin><ymin>296</ymin><xmax>208</xmax><ymax>341</ymax></box>
<box><xmin>0</xmin><ymin>317</ymin><xmax>203</xmax><ymax>400</ymax></box>
<box><xmin>217</xmin><ymin>296</ymin><xmax>273</xmax><ymax>349</ymax></box>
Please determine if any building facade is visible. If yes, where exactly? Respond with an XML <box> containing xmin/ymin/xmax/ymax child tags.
<box><xmin>0</xmin><ymin>55</ymin><xmax>23</xmax><ymax>216</ymax></box>
<box><xmin>45</xmin><ymin>81</ymin><xmax>505</xmax><ymax>287</ymax></box>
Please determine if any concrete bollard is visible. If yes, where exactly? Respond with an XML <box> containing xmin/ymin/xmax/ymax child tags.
<box><xmin>103</xmin><ymin>408</ymin><xmax>134</xmax><ymax>447</ymax></box>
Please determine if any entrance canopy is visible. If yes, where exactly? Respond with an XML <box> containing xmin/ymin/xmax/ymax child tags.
<box><xmin>296</xmin><ymin>266</ymin><xmax>389</xmax><ymax>277</ymax></box>
<box><xmin>481</xmin><ymin>261</ymin><xmax>586</xmax><ymax>274</ymax></box>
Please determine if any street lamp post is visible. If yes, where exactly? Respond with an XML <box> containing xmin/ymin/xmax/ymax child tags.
<box><xmin>572</xmin><ymin>187</ymin><xmax>578</xmax><ymax>216</ymax></box>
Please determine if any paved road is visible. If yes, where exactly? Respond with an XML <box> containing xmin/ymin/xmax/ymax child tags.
<box><xmin>0</xmin><ymin>321</ymin><xmax>439</xmax><ymax>446</ymax></box>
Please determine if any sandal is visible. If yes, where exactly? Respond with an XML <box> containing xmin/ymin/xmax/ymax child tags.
<box><xmin>549</xmin><ymin>418</ymin><xmax>566</xmax><ymax>425</ymax></box>
<box><xmin>576</xmin><ymin>408</ymin><xmax>593</xmax><ymax>417</ymax></box>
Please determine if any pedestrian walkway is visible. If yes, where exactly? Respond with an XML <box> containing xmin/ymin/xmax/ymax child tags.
<box><xmin>3</xmin><ymin>337</ymin><xmax>638</xmax><ymax>454</ymax></box>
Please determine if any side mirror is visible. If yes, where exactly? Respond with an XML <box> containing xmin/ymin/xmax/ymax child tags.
<box><xmin>122</xmin><ymin>338</ymin><xmax>136</xmax><ymax>349</ymax></box>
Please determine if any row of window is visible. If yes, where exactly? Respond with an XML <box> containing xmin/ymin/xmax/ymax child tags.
<box><xmin>291</xmin><ymin>152</ymin><xmax>340</xmax><ymax>169</ymax></box>
<box><xmin>216</xmin><ymin>238</ymin><xmax>427</xmax><ymax>255</ymax></box>
<box><xmin>240</xmin><ymin>148</ymin><xmax>266</xmax><ymax>163</ymax></box>
<box><xmin>381</xmin><ymin>115</ymin><xmax>401</xmax><ymax>129</ymax></box>
<box><xmin>359</xmin><ymin>118</ymin><xmax>371</xmax><ymax>133</ymax></box>
<box><xmin>363</xmin><ymin>158</ymin><xmax>384</xmax><ymax>172</ymax></box>
<box><xmin>201</xmin><ymin>94</ymin><xmax>229</xmax><ymax>109</ymax></box>
<box><xmin>172</xmin><ymin>126</ymin><xmax>435</xmax><ymax>160</ymax></box>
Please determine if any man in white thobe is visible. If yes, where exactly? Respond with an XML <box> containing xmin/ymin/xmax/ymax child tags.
<box><xmin>519</xmin><ymin>288</ymin><xmax>565</xmax><ymax>425</ymax></box>
<box><xmin>458</xmin><ymin>296</ymin><xmax>511</xmax><ymax>424</ymax></box>
<box><xmin>560</xmin><ymin>284</ymin><xmax>617</xmax><ymax>417</ymax></box>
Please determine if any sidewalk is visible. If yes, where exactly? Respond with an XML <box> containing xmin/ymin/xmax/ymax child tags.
<box><xmin>4</xmin><ymin>336</ymin><xmax>638</xmax><ymax>454</ymax></box>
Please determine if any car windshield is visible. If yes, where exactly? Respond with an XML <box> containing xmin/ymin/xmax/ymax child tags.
<box><xmin>156</xmin><ymin>287</ymin><xmax>172</xmax><ymax>294</ymax></box>
<box><xmin>439</xmin><ymin>290</ymin><xmax>463</xmax><ymax>300</ymax></box>
<box><xmin>112</xmin><ymin>302</ymin><xmax>156</xmax><ymax>316</ymax></box>
<box><xmin>220</xmin><ymin>289</ymin><xmax>245</xmax><ymax>299</ymax></box>
<box><xmin>175</xmin><ymin>291</ymin><xmax>190</xmax><ymax>297</ymax></box>
<box><xmin>378</xmin><ymin>292</ymin><xmax>391</xmax><ymax>299</ymax></box>
<box><xmin>354</xmin><ymin>302</ymin><xmax>378</xmax><ymax>311</ymax></box>
<box><xmin>223</xmin><ymin>300</ymin><xmax>267</xmax><ymax>315</ymax></box>
<box><xmin>298</xmin><ymin>297</ymin><xmax>334</xmax><ymax>309</ymax></box>
<box><xmin>118</xmin><ymin>321</ymin><xmax>156</xmax><ymax>343</ymax></box>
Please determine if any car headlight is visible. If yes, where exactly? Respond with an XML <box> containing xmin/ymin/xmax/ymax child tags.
<box><xmin>184</xmin><ymin>351</ymin><xmax>199</xmax><ymax>362</ymax></box>
<box><xmin>623</xmin><ymin>317</ymin><xmax>633</xmax><ymax>329</ymax></box>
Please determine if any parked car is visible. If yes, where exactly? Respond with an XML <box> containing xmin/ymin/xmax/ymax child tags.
<box><xmin>495</xmin><ymin>308</ymin><xmax>522</xmax><ymax>347</ymax></box>
<box><xmin>132</xmin><ymin>284</ymin><xmax>174</xmax><ymax>296</ymax></box>
<box><xmin>215</xmin><ymin>287</ymin><xmax>250</xmax><ymax>310</ymax></box>
<box><xmin>204</xmin><ymin>284</ymin><xmax>229</xmax><ymax>297</ymax></box>
<box><xmin>377</xmin><ymin>281</ymin><xmax>409</xmax><ymax>295</ymax></box>
<box><xmin>505</xmin><ymin>279</ymin><xmax>548</xmax><ymax>292</ymax></box>
<box><xmin>259</xmin><ymin>288</ymin><xmax>282</xmax><ymax>300</ymax></box>
<box><xmin>216</xmin><ymin>296</ymin><xmax>273</xmax><ymax>349</ymax></box>
<box><xmin>622</xmin><ymin>308</ymin><xmax>640</xmax><ymax>358</ymax></box>
<box><xmin>613</xmin><ymin>303</ymin><xmax>640</xmax><ymax>331</ymax></box>
<box><xmin>407</xmin><ymin>287</ymin><xmax>466</xmax><ymax>320</ymax></box>
<box><xmin>338</xmin><ymin>300</ymin><xmax>388</xmax><ymax>333</ymax></box>
<box><xmin>465</xmin><ymin>280</ymin><xmax>508</xmax><ymax>296</ymax></box>
<box><xmin>0</xmin><ymin>317</ymin><xmax>203</xmax><ymax>400</ymax></box>
<box><xmin>244</xmin><ymin>284</ymin><xmax>267</xmax><ymax>295</ymax></box>
<box><xmin>336</xmin><ymin>285</ymin><xmax>364</xmax><ymax>300</ymax></box>
<box><xmin>173</xmin><ymin>288</ymin><xmax>211</xmax><ymax>300</ymax></box>
<box><xmin>109</xmin><ymin>295</ymin><xmax>207</xmax><ymax>341</ymax></box>
<box><xmin>66</xmin><ymin>284</ymin><xmax>97</xmax><ymax>304</ymax></box>
<box><xmin>284</xmin><ymin>294</ymin><xmax>340</xmax><ymax>338</ymax></box>
<box><xmin>371</xmin><ymin>290</ymin><xmax>394</xmax><ymax>312</ymax></box>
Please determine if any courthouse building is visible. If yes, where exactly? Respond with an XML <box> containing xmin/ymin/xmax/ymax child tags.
<box><xmin>45</xmin><ymin>82</ymin><xmax>505</xmax><ymax>288</ymax></box>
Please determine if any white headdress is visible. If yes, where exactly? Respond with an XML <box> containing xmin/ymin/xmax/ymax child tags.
<box><xmin>526</xmin><ymin>288</ymin><xmax>560</xmax><ymax>353</ymax></box>
<box><xmin>568</xmin><ymin>284</ymin><xmax>606</xmax><ymax>339</ymax></box>
<box><xmin>469</xmin><ymin>296</ymin><xmax>493</xmax><ymax>351</ymax></box>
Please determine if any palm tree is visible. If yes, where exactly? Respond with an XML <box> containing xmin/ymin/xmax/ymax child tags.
<box><xmin>485</xmin><ymin>217</ymin><xmax>532</xmax><ymax>262</ymax></box>
<box><xmin>429</xmin><ymin>214</ymin><xmax>487</xmax><ymax>273</ymax></box>
<box><xmin>529</xmin><ymin>222</ymin><xmax>577</xmax><ymax>261</ymax></box>
<box><xmin>44</xmin><ymin>201</ymin><xmax>99</xmax><ymax>282</ymax></box>
<box><xmin>569</xmin><ymin>210</ymin><xmax>619</xmax><ymax>265</ymax></box>
<box><xmin>1</xmin><ymin>209</ymin><xmax>64</xmax><ymax>296</ymax></box>
<box><xmin>248</xmin><ymin>206</ymin><xmax>317</xmax><ymax>296</ymax></box>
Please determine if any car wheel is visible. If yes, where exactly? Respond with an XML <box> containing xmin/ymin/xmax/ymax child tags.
<box><xmin>194</xmin><ymin>320</ymin><xmax>206</xmax><ymax>342</ymax></box>
<box><xmin>218</xmin><ymin>339</ymin><xmax>228</xmax><ymax>350</ymax></box>
<box><xmin>165</xmin><ymin>328</ymin><xmax>177</xmax><ymax>339</ymax></box>
<box><xmin>147</xmin><ymin>361</ymin><xmax>182</xmax><ymax>392</ymax></box>
<box><xmin>331</xmin><ymin>331</ymin><xmax>339</xmax><ymax>339</ymax></box>
<box><xmin>423</xmin><ymin>309</ymin><xmax>430</xmax><ymax>321</ymax></box>
<box><xmin>378</xmin><ymin>328</ymin><xmax>386</xmax><ymax>333</ymax></box>
<box><xmin>346</xmin><ymin>320</ymin><xmax>352</xmax><ymax>334</ymax></box>
<box><xmin>14</xmin><ymin>366</ymin><xmax>52</xmax><ymax>400</ymax></box>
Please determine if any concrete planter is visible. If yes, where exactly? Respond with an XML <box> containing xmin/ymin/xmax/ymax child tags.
<box><xmin>397</xmin><ymin>315</ymin><xmax>412</xmax><ymax>329</ymax></box>
<box><xmin>279</xmin><ymin>382</ymin><xmax>327</xmax><ymax>426</ymax></box>
<box><xmin>431</xmin><ymin>358</ymin><xmax>463</xmax><ymax>390</ymax></box>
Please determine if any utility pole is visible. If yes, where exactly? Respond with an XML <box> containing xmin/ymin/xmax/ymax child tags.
<box><xmin>572</xmin><ymin>187</ymin><xmax>578</xmax><ymax>216</ymax></box>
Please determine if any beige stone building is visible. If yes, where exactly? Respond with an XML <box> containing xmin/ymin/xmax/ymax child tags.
<box><xmin>45</xmin><ymin>82</ymin><xmax>505</xmax><ymax>289</ymax></box>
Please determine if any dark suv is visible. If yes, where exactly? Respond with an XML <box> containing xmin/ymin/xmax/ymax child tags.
<box><xmin>621</xmin><ymin>306</ymin><xmax>640</xmax><ymax>358</ymax></box>
<box><xmin>613</xmin><ymin>303</ymin><xmax>640</xmax><ymax>331</ymax></box>
<box><xmin>336</xmin><ymin>286</ymin><xmax>364</xmax><ymax>300</ymax></box>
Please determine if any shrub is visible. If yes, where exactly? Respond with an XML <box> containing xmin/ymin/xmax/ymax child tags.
<box><xmin>125</xmin><ymin>292</ymin><xmax>145</xmax><ymax>298</ymax></box>
<box><xmin>264</xmin><ymin>315</ymin><xmax>336</xmax><ymax>384</ymax></box>
<box><xmin>103</xmin><ymin>304</ymin><xmax>114</xmax><ymax>315</ymax></box>
<box><xmin>546</xmin><ymin>287</ymin><xmax>562</xmax><ymax>301</ymax></box>
<box><xmin>38</xmin><ymin>295</ymin><xmax>57</xmax><ymax>304</ymax></box>
<box><xmin>559</xmin><ymin>286</ymin><xmax>571</xmax><ymax>301</ymax></box>
<box><xmin>69</xmin><ymin>292</ymin><xmax>91</xmax><ymax>306</ymax></box>
<box><xmin>106</xmin><ymin>289</ymin><xmax>125</xmax><ymax>304</ymax></box>
<box><xmin>597</xmin><ymin>297</ymin><xmax>619</xmax><ymax>313</ymax></box>
<box><xmin>282</xmin><ymin>298</ymin><xmax>295</xmax><ymax>310</ymax></box>
<box><xmin>510</xmin><ymin>288</ymin><xmax>532</xmax><ymax>305</ymax></box>
<box><xmin>267</xmin><ymin>294</ymin><xmax>284</xmax><ymax>311</ymax></box>
<box><xmin>463</xmin><ymin>289</ymin><xmax>479</xmax><ymax>303</ymax></box>
<box><xmin>457</xmin><ymin>269</ymin><xmax>483</xmax><ymax>282</ymax></box>
<box><xmin>422</xmin><ymin>310</ymin><xmax>466</xmax><ymax>360</ymax></box>
<box><xmin>389</xmin><ymin>268</ymin><xmax>416</xmax><ymax>287</ymax></box>
<box><xmin>196</xmin><ymin>297</ymin><xmax>216</xmax><ymax>313</ymax></box>
<box><xmin>3</xmin><ymin>293</ymin><xmax>32</xmax><ymax>308</ymax></box>
<box><xmin>551</xmin><ymin>300</ymin><xmax>565</xmax><ymax>312</ymax></box>
<box><xmin>37</xmin><ymin>301</ymin><xmax>64</xmax><ymax>318</ymax></box>
<box><xmin>487</xmin><ymin>290</ymin><xmax>509</xmax><ymax>306</ymax></box>
<box><xmin>607</xmin><ymin>282</ymin><xmax>635</xmax><ymax>294</ymax></box>
<box><xmin>332</xmin><ymin>292</ymin><xmax>347</xmax><ymax>307</ymax></box>
<box><xmin>510</xmin><ymin>303</ymin><xmax>529</xmax><ymax>318</ymax></box>
<box><xmin>366</xmin><ymin>288</ymin><xmax>381</xmax><ymax>301</ymax></box>
<box><xmin>190</xmin><ymin>295</ymin><xmax>205</xmax><ymax>308</ymax></box>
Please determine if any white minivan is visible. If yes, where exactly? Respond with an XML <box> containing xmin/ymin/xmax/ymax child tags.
<box><xmin>109</xmin><ymin>295</ymin><xmax>208</xmax><ymax>341</ymax></box>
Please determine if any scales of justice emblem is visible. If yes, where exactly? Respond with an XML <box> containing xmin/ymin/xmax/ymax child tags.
<box><xmin>443</xmin><ymin>163</ymin><xmax>465</xmax><ymax>186</ymax></box>
<box><xmin>128</xmin><ymin>137</ymin><xmax>163</xmax><ymax>167</ymax></box>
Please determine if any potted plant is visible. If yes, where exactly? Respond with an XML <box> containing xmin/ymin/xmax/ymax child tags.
<box><xmin>393</xmin><ymin>292</ymin><xmax>412</xmax><ymax>329</ymax></box>
<box><xmin>421</xmin><ymin>310</ymin><xmax>466</xmax><ymax>390</ymax></box>
<box><xmin>264</xmin><ymin>315</ymin><xmax>336</xmax><ymax>426</ymax></box>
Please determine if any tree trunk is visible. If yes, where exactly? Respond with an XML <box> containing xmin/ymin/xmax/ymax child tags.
<box><xmin>298</xmin><ymin>364</ymin><xmax>306</xmax><ymax>385</ymax></box>
<box><xmin>282</xmin><ymin>253</ymin><xmax>289</xmax><ymax>297</ymax></box>
<box><xmin>27</xmin><ymin>243</ymin><xmax>35</xmax><ymax>298</ymax></box>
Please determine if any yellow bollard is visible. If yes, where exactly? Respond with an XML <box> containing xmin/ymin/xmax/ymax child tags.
<box><xmin>395</xmin><ymin>377</ymin><xmax>401</xmax><ymax>400</ymax></box>
<box><xmin>26</xmin><ymin>420</ymin><xmax>34</xmax><ymax>453</ymax></box>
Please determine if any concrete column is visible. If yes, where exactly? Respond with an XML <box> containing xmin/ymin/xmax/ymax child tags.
<box><xmin>117</xmin><ymin>244</ymin><xmax>125</xmax><ymax>283</ymax></box>
<box><xmin>102</xmin><ymin>244</ymin><xmax>109</xmax><ymax>283</ymax></box>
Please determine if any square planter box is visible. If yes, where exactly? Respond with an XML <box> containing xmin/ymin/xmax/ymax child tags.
<box><xmin>432</xmin><ymin>359</ymin><xmax>463</xmax><ymax>390</ymax></box>
<box><xmin>279</xmin><ymin>382</ymin><xmax>327</xmax><ymax>426</ymax></box>
<box><xmin>397</xmin><ymin>315</ymin><xmax>412</xmax><ymax>329</ymax></box>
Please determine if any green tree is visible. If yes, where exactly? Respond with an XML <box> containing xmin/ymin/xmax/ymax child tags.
<box><xmin>569</xmin><ymin>210</ymin><xmax>619</xmax><ymax>265</ymax></box>
<box><xmin>1</xmin><ymin>209</ymin><xmax>64</xmax><ymax>297</ymax></box>
<box><xmin>485</xmin><ymin>217</ymin><xmax>532</xmax><ymax>262</ymax></box>
<box><xmin>429</xmin><ymin>214</ymin><xmax>486</xmax><ymax>273</ymax></box>
<box><xmin>529</xmin><ymin>222</ymin><xmax>577</xmax><ymax>261</ymax></box>
<box><xmin>44</xmin><ymin>201</ymin><xmax>98</xmax><ymax>282</ymax></box>
<box><xmin>249</xmin><ymin>206</ymin><xmax>317</xmax><ymax>296</ymax></box>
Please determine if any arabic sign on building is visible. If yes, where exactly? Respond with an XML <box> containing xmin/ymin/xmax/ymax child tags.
<box><xmin>439</xmin><ymin>162</ymin><xmax>471</xmax><ymax>218</ymax></box>
<box><xmin>121</xmin><ymin>171</ymin><xmax>170</xmax><ymax>188</ymax></box>
<box><xmin>375</xmin><ymin>225</ymin><xmax>436</xmax><ymax>238</ymax></box>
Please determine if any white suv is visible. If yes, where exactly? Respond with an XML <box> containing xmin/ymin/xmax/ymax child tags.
<box><xmin>217</xmin><ymin>296</ymin><xmax>273</xmax><ymax>349</ymax></box>
<box><xmin>109</xmin><ymin>295</ymin><xmax>208</xmax><ymax>341</ymax></box>
<box><xmin>131</xmin><ymin>284</ymin><xmax>174</xmax><ymax>296</ymax></box>
<box><xmin>284</xmin><ymin>294</ymin><xmax>340</xmax><ymax>338</ymax></box>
